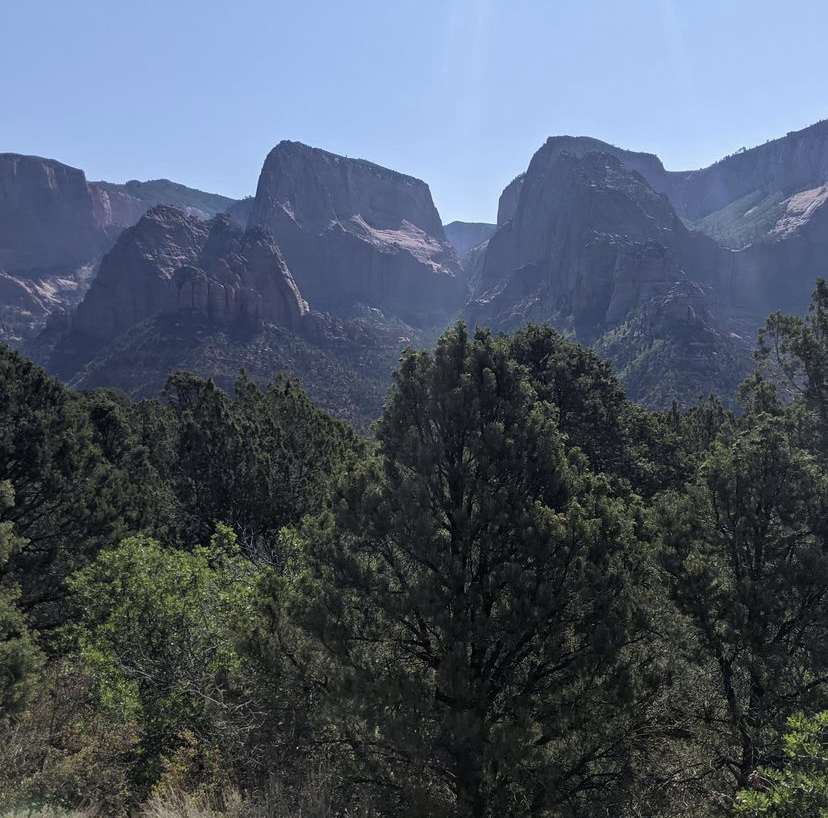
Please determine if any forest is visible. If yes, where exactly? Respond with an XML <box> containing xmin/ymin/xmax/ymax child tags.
<box><xmin>4</xmin><ymin>284</ymin><xmax>828</xmax><ymax>818</ymax></box>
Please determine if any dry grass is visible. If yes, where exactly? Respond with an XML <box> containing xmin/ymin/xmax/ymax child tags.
<box><xmin>0</xmin><ymin>810</ymin><xmax>95</xmax><ymax>818</ymax></box>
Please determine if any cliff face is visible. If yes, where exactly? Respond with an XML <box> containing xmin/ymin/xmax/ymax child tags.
<box><xmin>524</xmin><ymin>123</ymin><xmax>828</xmax><ymax>246</ymax></box>
<box><xmin>70</xmin><ymin>206</ymin><xmax>306</xmax><ymax>348</ymax></box>
<box><xmin>474</xmin><ymin>151</ymin><xmax>695</xmax><ymax>339</ymax></box>
<box><xmin>248</xmin><ymin>141</ymin><xmax>466</xmax><ymax>324</ymax></box>
<box><xmin>662</xmin><ymin>119</ymin><xmax>828</xmax><ymax>221</ymax></box>
<box><xmin>717</xmin><ymin>186</ymin><xmax>828</xmax><ymax>321</ymax></box>
<box><xmin>0</xmin><ymin>153</ymin><xmax>114</xmax><ymax>275</ymax></box>
<box><xmin>470</xmin><ymin>149</ymin><xmax>756</xmax><ymax>406</ymax></box>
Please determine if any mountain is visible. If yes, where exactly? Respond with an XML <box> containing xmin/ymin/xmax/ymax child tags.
<box><xmin>247</xmin><ymin>141</ymin><xmax>467</xmax><ymax>324</ymax></box>
<box><xmin>35</xmin><ymin>143</ymin><xmax>468</xmax><ymax>427</ymax></box>
<box><xmin>50</xmin><ymin>206</ymin><xmax>307</xmax><ymax>373</ymax></box>
<box><xmin>5</xmin><ymin>122</ymin><xmax>828</xmax><ymax>420</ymax></box>
<box><xmin>501</xmin><ymin>121</ymin><xmax>828</xmax><ymax>250</ymax></box>
<box><xmin>443</xmin><ymin>221</ymin><xmax>497</xmax><ymax>256</ymax></box>
<box><xmin>0</xmin><ymin>154</ymin><xmax>245</xmax><ymax>345</ymax></box>
<box><xmin>470</xmin><ymin>149</ymin><xmax>754</xmax><ymax>406</ymax></box>
<box><xmin>40</xmin><ymin>203</ymin><xmax>422</xmax><ymax>430</ymax></box>
<box><xmin>91</xmin><ymin>178</ymin><xmax>238</xmax><ymax>220</ymax></box>
<box><xmin>469</xmin><ymin>121</ymin><xmax>828</xmax><ymax>407</ymax></box>
<box><xmin>473</xmin><ymin>150</ymin><xmax>700</xmax><ymax>337</ymax></box>
<box><xmin>0</xmin><ymin>153</ymin><xmax>114</xmax><ymax>275</ymax></box>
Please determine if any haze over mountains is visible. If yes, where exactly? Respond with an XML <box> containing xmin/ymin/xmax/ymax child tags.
<box><xmin>3</xmin><ymin>119</ymin><xmax>828</xmax><ymax>424</ymax></box>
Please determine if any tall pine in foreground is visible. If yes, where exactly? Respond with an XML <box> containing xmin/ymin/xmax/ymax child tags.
<box><xmin>274</xmin><ymin>324</ymin><xmax>650</xmax><ymax>818</ymax></box>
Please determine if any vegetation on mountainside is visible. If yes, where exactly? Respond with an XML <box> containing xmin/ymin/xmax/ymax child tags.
<box><xmin>3</xmin><ymin>283</ymin><xmax>828</xmax><ymax>816</ymax></box>
<box><xmin>682</xmin><ymin>189</ymin><xmax>787</xmax><ymax>249</ymax></box>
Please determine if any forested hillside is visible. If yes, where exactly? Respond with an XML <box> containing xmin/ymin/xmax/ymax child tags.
<box><xmin>4</xmin><ymin>282</ymin><xmax>828</xmax><ymax>817</ymax></box>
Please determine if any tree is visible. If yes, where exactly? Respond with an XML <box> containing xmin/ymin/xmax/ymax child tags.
<box><xmin>655</xmin><ymin>414</ymin><xmax>828</xmax><ymax>788</ymax></box>
<box><xmin>757</xmin><ymin>277</ymin><xmax>828</xmax><ymax>447</ymax></box>
<box><xmin>0</xmin><ymin>480</ymin><xmax>42</xmax><ymax>718</ymax></box>
<box><xmin>509</xmin><ymin>324</ymin><xmax>628</xmax><ymax>475</ymax></box>
<box><xmin>161</xmin><ymin>372</ymin><xmax>355</xmax><ymax>553</ymax></box>
<box><xmin>69</xmin><ymin>526</ymin><xmax>252</xmax><ymax>797</ymax></box>
<box><xmin>276</xmin><ymin>324</ymin><xmax>648</xmax><ymax>817</ymax></box>
<box><xmin>0</xmin><ymin>345</ymin><xmax>127</xmax><ymax>629</ymax></box>
<box><xmin>735</xmin><ymin>711</ymin><xmax>828</xmax><ymax>817</ymax></box>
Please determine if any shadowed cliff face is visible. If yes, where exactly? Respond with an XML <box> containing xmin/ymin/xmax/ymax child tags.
<box><xmin>248</xmin><ymin>141</ymin><xmax>467</xmax><ymax>324</ymax></box>
<box><xmin>70</xmin><ymin>206</ymin><xmax>306</xmax><ymax>347</ymax></box>
<box><xmin>0</xmin><ymin>154</ymin><xmax>115</xmax><ymax>275</ymax></box>
<box><xmin>469</xmin><ymin>149</ymin><xmax>757</xmax><ymax>407</ymax></box>
<box><xmin>474</xmin><ymin>151</ymin><xmax>696</xmax><ymax>340</ymax></box>
<box><xmin>501</xmin><ymin>122</ymin><xmax>828</xmax><ymax>243</ymax></box>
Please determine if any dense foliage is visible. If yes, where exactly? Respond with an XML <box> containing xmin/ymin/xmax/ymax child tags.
<box><xmin>4</xmin><ymin>285</ymin><xmax>828</xmax><ymax>816</ymax></box>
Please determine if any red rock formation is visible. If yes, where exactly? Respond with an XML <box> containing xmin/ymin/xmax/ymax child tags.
<box><xmin>248</xmin><ymin>141</ymin><xmax>466</xmax><ymax>323</ymax></box>
<box><xmin>0</xmin><ymin>153</ymin><xmax>114</xmax><ymax>274</ymax></box>
<box><xmin>71</xmin><ymin>206</ymin><xmax>307</xmax><ymax>346</ymax></box>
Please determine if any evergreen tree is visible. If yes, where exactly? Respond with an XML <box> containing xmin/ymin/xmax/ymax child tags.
<box><xmin>655</xmin><ymin>414</ymin><xmax>828</xmax><ymax>787</ymax></box>
<box><xmin>0</xmin><ymin>480</ymin><xmax>42</xmax><ymax>718</ymax></box>
<box><xmin>277</xmin><ymin>324</ymin><xmax>648</xmax><ymax>817</ymax></box>
<box><xmin>161</xmin><ymin>371</ymin><xmax>355</xmax><ymax>553</ymax></box>
<box><xmin>735</xmin><ymin>711</ymin><xmax>828</xmax><ymax>817</ymax></box>
<box><xmin>0</xmin><ymin>345</ymin><xmax>126</xmax><ymax>629</ymax></box>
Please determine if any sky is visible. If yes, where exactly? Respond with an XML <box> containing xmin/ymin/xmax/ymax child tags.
<box><xmin>3</xmin><ymin>0</ymin><xmax>828</xmax><ymax>223</ymax></box>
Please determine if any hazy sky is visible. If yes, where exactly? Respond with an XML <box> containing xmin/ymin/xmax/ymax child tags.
<box><xmin>3</xmin><ymin>0</ymin><xmax>827</xmax><ymax>223</ymax></box>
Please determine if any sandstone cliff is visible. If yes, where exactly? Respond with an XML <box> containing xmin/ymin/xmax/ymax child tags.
<box><xmin>471</xmin><ymin>149</ymin><xmax>755</xmax><ymax>406</ymax></box>
<box><xmin>474</xmin><ymin>151</ymin><xmax>696</xmax><ymax>340</ymax></box>
<box><xmin>518</xmin><ymin>122</ymin><xmax>828</xmax><ymax>248</ymax></box>
<box><xmin>69</xmin><ymin>206</ymin><xmax>306</xmax><ymax>350</ymax></box>
<box><xmin>0</xmin><ymin>153</ymin><xmax>114</xmax><ymax>275</ymax></box>
<box><xmin>248</xmin><ymin>141</ymin><xmax>466</xmax><ymax>324</ymax></box>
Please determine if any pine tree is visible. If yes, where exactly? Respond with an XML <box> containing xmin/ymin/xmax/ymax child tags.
<box><xmin>0</xmin><ymin>480</ymin><xmax>42</xmax><ymax>718</ymax></box>
<box><xmin>281</xmin><ymin>324</ymin><xmax>647</xmax><ymax>817</ymax></box>
<box><xmin>656</xmin><ymin>414</ymin><xmax>828</xmax><ymax>787</ymax></box>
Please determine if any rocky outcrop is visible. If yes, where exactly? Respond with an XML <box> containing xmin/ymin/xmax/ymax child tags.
<box><xmin>72</xmin><ymin>206</ymin><xmax>210</xmax><ymax>342</ymax></box>
<box><xmin>248</xmin><ymin>141</ymin><xmax>466</xmax><ymax>324</ymax></box>
<box><xmin>0</xmin><ymin>153</ymin><xmax>114</xmax><ymax>274</ymax></box>
<box><xmin>69</xmin><ymin>206</ymin><xmax>307</xmax><ymax>349</ymax></box>
<box><xmin>473</xmin><ymin>151</ymin><xmax>698</xmax><ymax>339</ymax></box>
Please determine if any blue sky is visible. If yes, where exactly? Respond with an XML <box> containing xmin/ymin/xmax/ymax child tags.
<box><xmin>3</xmin><ymin>0</ymin><xmax>827</xmax><ymax>223</ymax></box>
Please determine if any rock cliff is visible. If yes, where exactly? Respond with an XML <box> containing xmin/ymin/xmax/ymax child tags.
<box><xmin>473</xmin><ymin>151</ymin><xmax>696</xmax><ymax>340</ymax></box>
<box><xmin>69</xmin><ymin>206</ymin><xmax>306</xmax><ymax>350</ymax></box>
<box><xmin>248</xmin><ymin>141</ymin><xmax>466</xmax><ymax>324</ymax></box>
<box><xmin>0</xmin><ymin>153</ymin><xmax>114</xmax><ymax>275</ymax></box>
<box><xmin>521</xmin><ymin>122</ymin><xmax>828</xmax><ymax>247</ymax></box>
